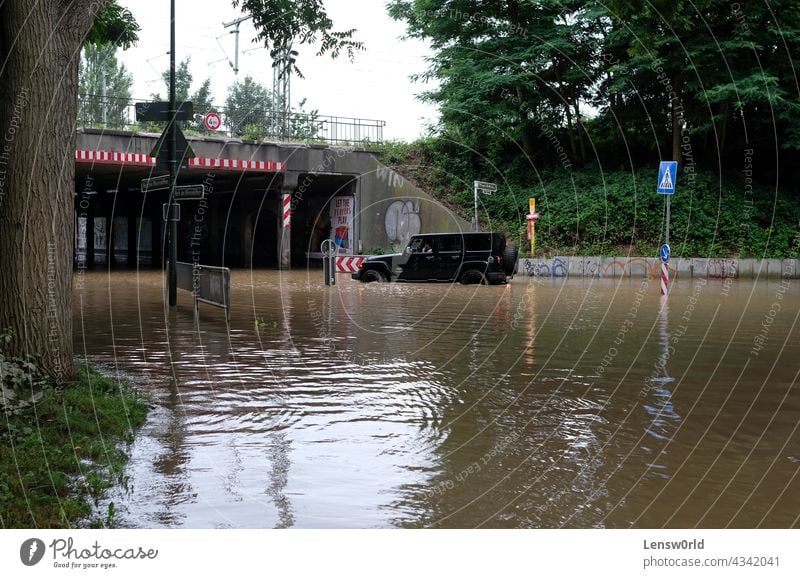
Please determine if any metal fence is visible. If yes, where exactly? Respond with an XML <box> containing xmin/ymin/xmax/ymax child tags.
<box><xmin>77</xmin><ymin>95</ymin><xmax>386</xmax><ymax>145</ymax></box>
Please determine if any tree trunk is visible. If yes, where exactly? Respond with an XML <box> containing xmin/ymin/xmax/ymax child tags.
<box><xmin>0</xmin><ymin>1</ymin><xmax>106</xmax><ymax>381</ymax></box>
<box><xmin>671</xmin><ymin>73</ymin><xmax>683</xmax><ymax>167</ymax></box>
<box><xmin>575</xmin><ymin>100</ymin><xmax>587</xmax><ymax>164</ymax></box>
<box><xmin>515</xmin><ymin>85</ymin><xmax>536</xmax><ymax>158</ymax></box>
<box><xmin>717</xmin><ymin>101</ymin><xmax>730</xmax><ymax>156</ymax></box>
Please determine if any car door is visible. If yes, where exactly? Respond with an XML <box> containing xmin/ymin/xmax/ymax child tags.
<box><xmin>435</xmin><ymin>234</ymin><xmax>463</xmax><ymax>280</ymax></box>
<box><xmin>398</xmin><ymin>236</ymin><xmax>436</xmax><ymax>281</ymax></box>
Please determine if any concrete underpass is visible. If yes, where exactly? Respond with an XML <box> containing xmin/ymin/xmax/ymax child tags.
<box><xmin>73</xmin><ymin>129</ymin><xmax>468</xmax><ymax>271</ymax></box>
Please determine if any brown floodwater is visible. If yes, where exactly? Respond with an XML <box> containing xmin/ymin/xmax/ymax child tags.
<box><xmin>73</xmin><ymin>269</ymin><xmax>800</xmax><ymax>528</ymax></box>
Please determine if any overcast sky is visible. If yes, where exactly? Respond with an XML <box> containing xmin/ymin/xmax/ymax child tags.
<box><xmin>117</xmin><ymin>0</ymin><xmax>439</xmax><ymax>141</ymax></box>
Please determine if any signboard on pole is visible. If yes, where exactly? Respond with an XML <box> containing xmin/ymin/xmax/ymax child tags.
<box><xmin>174</xmin><ymin>184</ymin><xmax>206</xmax><ymax>200</ymax></box>
<box><xmin>135</xmin><ymin>101</ymin><xmax>194</xmax><ymax>122</ymax></box>
<box><xmin>657</xmin><ymin>161</ymin><xmax>678</xmax><ymax>194</ymax></box>
<box><xmin>162</xmin><ymin>203</ymin><xmax>180</xmax><ymax>222</ymax></box>
<box><xmin>474</xmin><ymin>181</ymin><xmax>497</xmax><ymax>193</ymax></box>
<box><xmin>151</xmin><ymin>124</ymin><xmax>195</xmax><ymax>171</ymax></box>
<box><xmin>141</xmin><ymin>174</ymin><xmax>170</xmax><ymax>193</ymax></box>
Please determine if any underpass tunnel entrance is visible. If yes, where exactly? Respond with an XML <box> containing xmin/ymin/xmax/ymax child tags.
<box><xmin>74</xmin><ymin>164</ymin><xmax>283</xmax><ymax>269</ymax></box>
<box><xmin>290</xmin><ymin>173</ymin><xmax>358</xmax><ymax>265</ymax></box>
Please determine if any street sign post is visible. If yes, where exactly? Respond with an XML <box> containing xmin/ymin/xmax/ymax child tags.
<box><xmin>140</xmin><ymin>174</ymin><xmax>170</xmax><ymax>193</ymax></box>
<box><xmin>135</xmin><ymin>101</ymin><xmax>194</xmax><ymax>122</ymax></box>
<box><xmin>528</xmin><ymin>198</ymin><xmax>536</xmax><ymax>256</ymax></box>
<box><xmin>657</xmin><ymin>161</ymin><xmax>678</xmax><ymax>296</ymax></box>
<box><xmin>473</xmin><ymin>180</ymin><xmax>497</xmax><ymax>231</ymax></box>
<box><xmin>173</xmin><ymin>184</ymin><xmax>206</xmax><ymax>200</ymax></box>
<box><xmin>151</xmin><ymin>124</ymin><xmax>195</xmax><ymax>171</ymax></box>
<box><xmin>162</xmin><ymin>203</ymin><xmax>180</xmax><ymax>222</ymax></box>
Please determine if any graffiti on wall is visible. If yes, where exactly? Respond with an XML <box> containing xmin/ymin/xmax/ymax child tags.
<box><xmin>708</xmin><ymin>258</ymin><xmax>737</xmax><ymax>279</ymax></box>
<box><xmin>523</xmin><ymin>258</ymin><xmax>567</xmax><ymax>277</ymax></box>
<box><xmin>385</xmin><ymin>199</ymin><xmax>421</xmax><ymax>245</ymax></box>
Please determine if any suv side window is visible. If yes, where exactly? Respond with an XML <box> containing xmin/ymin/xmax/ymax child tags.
<box><xmin>437</xmin><ymin>235</ymin><xmax>462</xmax><ymax>253</ymax></box>
<box><xmin>408</xmin><ymin>237</ymin><xmax>435</xmax><ymax>253</ymax></box>
<box><xmin>464</xmin><ymin>235</ymin><xmax>491</xmax><ymax>252</ymax></box>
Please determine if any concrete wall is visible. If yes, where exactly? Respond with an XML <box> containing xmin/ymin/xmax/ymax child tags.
<box><xmin>517</xmin><ymin>256</ymin><xmax>800</xmax><ymax>279</ymax></box>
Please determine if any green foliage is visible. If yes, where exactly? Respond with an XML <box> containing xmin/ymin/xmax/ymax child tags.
<box><xmin>1</xmin><ymin>328</ymin><xmax>50</xmax><ymax>413</ymax></box>
<box><xmin>233</xmin><ymin>0</ymin><xmax>364</xmax><ymax>78</ymax></box>
<box><xmin>0</xmin><ymin>361</ymin><xmax>149</xmax><ymax>528</ymax></box>
<box><xmin>226</xmin><ymin>76</ymin><xmax>271</xmax><ymax>137</ymax></box>
<box><xmin>84</xmin><ymin>1</ymin><xmax>140</xmax><ymax>49</ymax></box>
<box><xmin>381</xmin><ymin>141</ymin><xmax>800</xmax><ymax>258</ymax></box>
<box><xmin>151</xmin><ymin>57</ymin><xmax>194</xmax><ymax>104</ymax></box>
<box><xmin>78</xmin><ymin>43</ymin><xmax>134</xmax><ymax>129</ymax></box>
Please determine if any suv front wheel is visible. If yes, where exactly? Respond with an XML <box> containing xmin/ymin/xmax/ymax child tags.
<box><xmin>362</xmin><ymin>269</ymin><xmax>388</xmax><ymax>283</ymax></box>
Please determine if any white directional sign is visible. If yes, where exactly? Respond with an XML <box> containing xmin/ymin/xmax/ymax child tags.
<box><xmin>474</xmin><ymin>180</ymin><xmax>497</xmax><ymax>193</ymax></box>
<box><xmin>174</xmin><ymin>184</ymin><xmax>206</xmax><ymax>200</ymax></box>
<box><xmin>141</xmin><ymin>174</ymin><xmax>170</xmax><ymax>193</ymax></box>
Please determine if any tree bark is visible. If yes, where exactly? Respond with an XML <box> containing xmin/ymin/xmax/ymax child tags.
<box><xmin>671</xmin><ymin>73</ymin><xmax>683</xmax><ymax>167</ymax></box>
<box><xmin>0</xmin><ymin>0</ymin><xmax>106</xmax><ymax>381</ymax></box>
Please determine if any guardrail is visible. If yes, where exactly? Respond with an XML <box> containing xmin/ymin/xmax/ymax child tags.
<box><xmin>77</xmin><ymin>95</ymin><xmax>385</xmax><ymax>145</ymax></box>
<box><xmin>176</xmin><ymin>262</ymin><xmax>231</xmax><ymax>321</ymax></box>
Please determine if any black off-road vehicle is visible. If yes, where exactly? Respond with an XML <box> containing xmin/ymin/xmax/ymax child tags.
<box><xmin>352</xmin><ymin>232</ymin><xmax>518</xmax><ymax>284</ymax></box>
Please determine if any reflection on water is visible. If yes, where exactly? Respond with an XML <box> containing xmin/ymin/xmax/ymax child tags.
<box><xmin>74</xmin><ymin>271</ymin><xmax>800</xmax><ymax>528</ymax></box>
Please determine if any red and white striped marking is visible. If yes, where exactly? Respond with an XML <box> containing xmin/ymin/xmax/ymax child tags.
<box><xmin>75</xmin><ymin>150</ymin><xmax>283</xmax><ymax>172</ymax></box>
<box><xmin>282</xmin><ymin>194</ymin><xmax>291</xmax><ymax>229</ymax></box>
<box><xmin>660</xmin><ymin>262</ymin><xmax>669</xmax><ymax>295</ymax></box>
<box><xmin>335</xmin><ymin>256</ymin><xmax>366</xmax><ymax>273</ymax></box>
<box><xmin>75</xmin><ymin>150</ymin><xmax>155</xmax><ymax>166</ymax></box>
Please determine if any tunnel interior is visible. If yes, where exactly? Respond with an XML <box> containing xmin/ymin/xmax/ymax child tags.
<box><xmin>290</xmin><ymin>173</ymin><xmax>357</xmax><ymax>264</ymax></box>
<box><xmin>74</xmin><ymin>165</ymin><xmax>283</xmax><ymax>269</ymax></box>
<box><xmin>74</xmin><ymin>166</ymin><xmax>359</xmax><ymax>269</ymax></box>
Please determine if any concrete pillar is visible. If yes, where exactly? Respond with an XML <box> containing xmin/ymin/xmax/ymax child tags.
<box><xmin>127</xmin><ymin>213</ymin><xmax>137</xmax><ymax>268</ymax></box>
<box><xmin>242</xmin><ymin>211</ymin><xmax>253</xmax><ymax>268</ymax></box>
<box><xmin>86</xmin><ymin>201</ymin><xmax>95</xmax><ymax>267</ymax></box>
<box><xmin>151</xmin><ymin>202</ymin><xmax>161</xmax><ymax>267</ymax></box>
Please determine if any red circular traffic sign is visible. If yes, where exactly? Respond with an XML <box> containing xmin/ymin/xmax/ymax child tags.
<box><xmin>204</xmin><ymin>112</ymin><xmax>221</xmax><ymax>131</ymax></box>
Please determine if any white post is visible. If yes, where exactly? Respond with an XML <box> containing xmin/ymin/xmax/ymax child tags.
<box><xmin>473</xmin><ymin>182</ymin><xmax>479</xmax><ymax>232</ymax></box>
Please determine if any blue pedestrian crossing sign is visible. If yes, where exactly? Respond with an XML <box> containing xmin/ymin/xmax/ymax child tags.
<box><xmin>657</xmin><ymin>161</ymin><xmax>678</xmax><ymax>194</ymax></box>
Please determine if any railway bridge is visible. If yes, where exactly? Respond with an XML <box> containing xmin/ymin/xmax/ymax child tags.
<box><xmin>73</xmin><ymin>128</ymin><xmax>466</xmax><ymax>270</ymax></box>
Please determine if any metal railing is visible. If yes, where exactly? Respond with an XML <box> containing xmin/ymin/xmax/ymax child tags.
<box><xmin>77</xmin><ymin>95</ymin><xmax>386</xmax><ymax>145</ymax></box>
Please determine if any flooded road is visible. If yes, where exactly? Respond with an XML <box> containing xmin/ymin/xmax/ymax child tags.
<box><xmin>73</xmin><ymin>270</ymin><xmax>800</xmax><ymax>528</ymax></box>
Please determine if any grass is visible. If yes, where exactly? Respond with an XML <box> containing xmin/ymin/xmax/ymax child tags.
<box><xmin>0</xmin><ymin>364</ymin><xmax>149</xmax><ymax>528</ymax></box>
